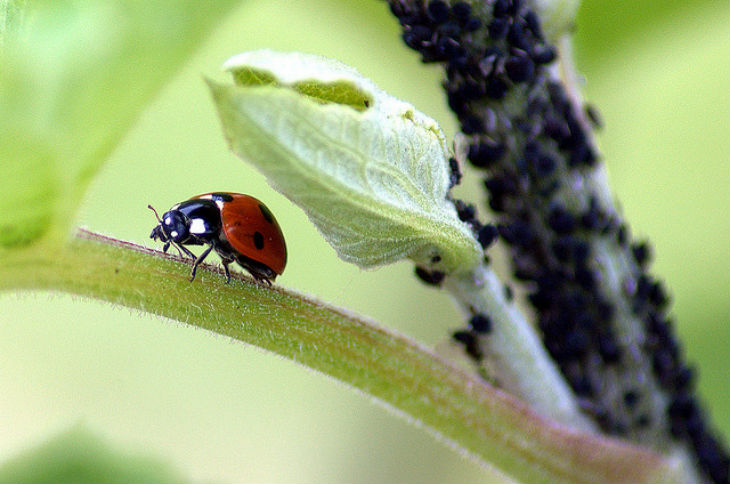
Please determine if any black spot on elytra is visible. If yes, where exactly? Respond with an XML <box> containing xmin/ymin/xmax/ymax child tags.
<box><xmin>258</xmin><ymin>203</ymin><xmax>274</xmax><ymax>223</ymax></box>
<box><xmin>254</xmin><ymin>232</ymin><xmax>265</xmax><ymax>250</ymax></box>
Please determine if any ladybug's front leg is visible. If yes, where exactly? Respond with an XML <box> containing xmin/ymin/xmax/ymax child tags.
<box><xmin>189</xmin><ymin>245</ymin><xmax>213</xmax><ymax>282</ymax></box>
<box><xmin>178</xmin><ymin>244</ymin><xmax>197</xmax><ymax>260</ymax></box>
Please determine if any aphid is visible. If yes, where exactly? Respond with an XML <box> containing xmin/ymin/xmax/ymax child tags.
<box><xmin>149</xmin><ymin>192</ymin><xmax>286</xmax><ymax>284</ymax></box>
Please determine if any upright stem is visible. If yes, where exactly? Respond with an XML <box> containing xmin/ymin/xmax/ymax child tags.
<box><xmin>446</xmin><ymin>264</ymin><xmax>595</xmax><ymax>432</ymax></box>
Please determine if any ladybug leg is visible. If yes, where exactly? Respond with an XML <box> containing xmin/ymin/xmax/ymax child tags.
<box><xmin>232</xmin><ymin>255</ymin><xmax>276</xmax><ymax>286</ymax></box>
<box><xmin>178</xmin><ymin>244</ymin><xmax>197</xmax><ymax>260</ymax></box>
<box><xmin>246</xmin><ymin>269</ymin><xmax>272</xmax><ymax>286</ymax></box>
<box><xmin>166</xmin><ymin>241</ymin><xmax>185</xmax><ymax>258</ymax></box>
<box><xmin>256</xmin><ymin>273</ymin><xmax>273</xmax><ymax>286</ymax></box>
<box><xmin>189</xmin><ymin>245</ymin><xmax>213</xmax><ymax>282</ymax></box>
<box><xmin>221</xmin><ymin>258</ymin><xmax>233</xmax><ymax>284</ymax></box>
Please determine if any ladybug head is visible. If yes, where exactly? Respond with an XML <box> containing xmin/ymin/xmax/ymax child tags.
<box><xmin>149</xmin><ymin>205</ymin><xmax>190</xmax><ymax>248</ymax></box>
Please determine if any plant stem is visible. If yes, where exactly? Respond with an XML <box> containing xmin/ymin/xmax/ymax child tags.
<box><xmin>446</xmin><ymin>265</ymin><xmax>594</xmax><ymax>431</ymax></box>
<box><xmin>0</xmin><ymin>230</ymin><xmax>686</xmax><ymax>484</ymax></box>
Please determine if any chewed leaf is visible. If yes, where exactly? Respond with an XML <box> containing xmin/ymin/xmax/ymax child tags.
<box><xmin>209</xmin><ymin>50</ymin><xmax>482</xmax><ymax>273</ymax></box>
<box><xmin>224</xmin><ymin>51</ymin><xmax>375</xmax><ymax>110</ymax></box>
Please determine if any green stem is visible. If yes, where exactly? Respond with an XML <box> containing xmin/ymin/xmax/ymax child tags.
<box><xmin>446</xmin><ymin>265</ymin><xmax>594</xmax><ymax>431</ymax></box>
<box><xmin>554</xmin><ymin>36</ymin><xmax>704</xmax><ymax>483</ymax></box>
<box><xmin>0</xmin><ymin>230</ymin><xmax>685</xmax><ymax>484</ymax></box>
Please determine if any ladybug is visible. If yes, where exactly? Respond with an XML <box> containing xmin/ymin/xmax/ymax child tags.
<box><xmin>149</xmin><ymin>192</ymin><xmax>287</xmax><ymax>284</ymax></box>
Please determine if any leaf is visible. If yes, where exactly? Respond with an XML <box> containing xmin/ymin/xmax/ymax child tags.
<box><xmin>0</xmin><ymin>425</ymin><xmax>183</xmax><ymax>484</ymax></box>
<box><xmin>0</xmin><ymin>0</ymin><xmax>240</xmax><ymax>248</ymax></box>
<box><xmin>208</xmin><ymin>50</ymin><xmax>482</xmax><ymax>274</ymax></box>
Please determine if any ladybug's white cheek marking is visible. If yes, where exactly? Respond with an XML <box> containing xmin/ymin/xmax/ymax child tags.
<box><xmin>170</xmin><ymin>230</ymin><xmax>179</xmax><ymax>238</ymax></box>
<box><xmin>189</xmin><ymin>218</ymin><xmax>207</xmax><ymax>235</ymax></box>
<box><xmin>164</xmin><ymin>216</ymin><xmax>172</xmax><ymax>225</ymax></box>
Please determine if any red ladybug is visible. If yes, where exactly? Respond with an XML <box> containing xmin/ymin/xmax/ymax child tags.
<box><xmin>149</xmin><ymin>192</ymin><xmax>287</xmax><ymax>284</ymax></box>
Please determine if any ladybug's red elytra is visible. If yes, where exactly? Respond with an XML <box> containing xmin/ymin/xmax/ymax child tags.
<box><xmin>149</xmin><ymin>192</ymin><xmax>287</xmax><ymax>284</ymax></box>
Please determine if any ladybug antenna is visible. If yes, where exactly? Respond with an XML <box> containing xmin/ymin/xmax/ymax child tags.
<box><xmin>148</xmin><ymin>204</ymin><xmax>163</xmax><ymax>224</ymax></box>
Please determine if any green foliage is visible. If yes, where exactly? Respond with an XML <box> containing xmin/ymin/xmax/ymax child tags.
<box><xmin>0</xmin><ymin>0</ymin><xmax>240</xmax><ymax>247</ymax></box>
<box><xmin>0</xmin><ymin>425</ymin><xmax>183</xmax><ymax>484</ymax></box>
<box><xmin>0</xmin><ymin>0</ymin><xmax>26</xmax><ymax>46</ymax></box>
<box><xmin>1</xmin><ymin>0</ymin><xmax>726</xmax><ymax>481</ymax></box>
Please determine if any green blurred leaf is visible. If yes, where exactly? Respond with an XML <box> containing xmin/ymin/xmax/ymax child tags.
<box><xmin>0</xmin><ymin>0</ymin><xmax>240</xmax><ymax>248</ymax></box>
<box><xmin>0</xmin><ymin>0</ymin><xmax>26</xmax><ymax>46</ymax></box>
<box><xmin>209</xmin><ymin>50</ymin><xmax>482</xmax><ymax>273</ymax></box>
<box><xmin>0</xmin><ymin>425</ymin><xmax>183</xmax><ymax>484</ymax></box>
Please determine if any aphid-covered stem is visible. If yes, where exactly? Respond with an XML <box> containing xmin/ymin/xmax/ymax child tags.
<box><xmin>445</xmin><ymin>264</ymin><xmax>595</xmax><ymax>431</ymax></box>
<box><xmin>388</xmin><ymin>1</ymin><xmax>729</xmax><ymax>482</ymax></box>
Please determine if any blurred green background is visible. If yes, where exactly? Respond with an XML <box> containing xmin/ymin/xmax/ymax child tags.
<box><xmin>1</xmin><ymin>0</ymin><xmax>728</xmax><ymax>482</ymax></box>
